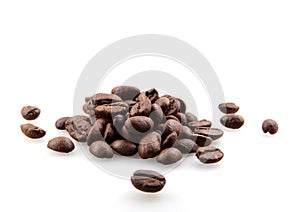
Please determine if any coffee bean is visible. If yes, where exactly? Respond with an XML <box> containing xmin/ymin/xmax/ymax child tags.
<box><xmin>111</xmin><ymin>86</ymin><xmax>140</xmax><ymax>100</ymax></box>
<box><xmin>124</xmin><ymin>116</ymin><xmax>154</xmax><ymax>134</ymax></box>
<box><xmin>149</xmin><ymin>103</ymin><xmax>164</xmax><ymax>124</ymax></box>
<box><xmin>130</xmin><ymin>98</ymin><xmax>152</xmax><ymax>117</ymax></box>
<box><xmin>196</xmin><ymin>146</ymin><xmax>224</xmax><ymax>164</ymax></box>
<box><xmin>86</xmin><ymin>118</ymin><xmax>111</xmax><ymax>145</ymax></box>
<box><xmin>155</xmin><ymin>97</ymin><xmax>170</xmax><ymax>113</ymax></box>
<box><xmin>21</xmin><ymin>106</ymin><xmax>40</xmax><ymax>120</ymax></box>
<box><xmin>55</xmin><ymin>117</ymin><xmax>70</xmax><ymax>130</ymax></box>
<box><xmin>176</xmin><ymin>98</ymin><xmax>186</xmax><ymax>113</ymax></box>
<box><xmin>218</xmin><ymin>102</ymin><xmax>239</xmax><ymax>114</ymax></box>
<box><xmin>145</xmin><ymin>88</ymin><xmax>159</xmax><ymax>103</ymax></box>
<box><xmin>138</xmin><ymin>131</ymin><xmax>161</xmax><ymax>159</ymax></box>
<box><xmin>220</xmin><ymin>114</ymin><xmax>244</xmax><ymax>129</ymax></box>
<box><xmin>131</xmin><ymin>170</ymin><xmax>166</xmax><ymax>193</ymax></box>
<box><xmin>173</xmin><ymin>139</ymin><xmax>198</xmax><ymax>154</ymax></box>
<box><xmin>179</xmin><ymin>126</ymin><xmax>193</xmax><ymax>139</ymax></box>
<box><xmin>110</xmin><ymin>139</ymin><xmax>137</xmax><ymax>156</ymax></box>
<box><xmin>20</xmin><ymin>123</ymin><xmax>46</xmax><ymax>139</ymax></box>
<box><xmin>65</xmin><ymin>115</ymin><xmax>91</xmax><ymax>142</ymax></box>
<box><xmin>185</xmin><ymin>112</ymin><xmax>198</xmax><ymax>123</ymax></box>
<box><xmin>89</xmin><ymin>141</ymin><xmax>114</xmax><ymax>158</ymax></box>
<box><xmin>47</xmin><ymin>136</ymin><xmax>74</xmax><ymax>153</ymax></box>
<box><xmin>188</xmin><ymin>119</ymin><xmax>212</xmax><ymax>130</ymax></box>
<box><xmin>161</xmin><ymin>131</ymin><xmax>177</xmax><ymax>149</ymax></box>
<box><xmin>162</xmin><ymin>119</ymin><xmax>182</xmax><ymax>136</ymax></box>
<box><xmin>174</xmin><ymin>113</ymin><xmax>187</xmax><ymax>126</ymax></box>
<box><xmin>190</xmin><ymin>134</ymin><xmax>213</xmax><ymax>147</ymax></box>
<box><xmin>92</xmin><ymin>93</ymin><xmax>122</xmax><ymax>105</ymax></box>
<box><xmin>157</xmin><ymin>148</ymin><xmax>182</xmax><ymax>165</ymax></box>
<box><xmin>194</xmin><ymin>127</ymin><xmax>224</xmax><ymax>140</ymax></box>
<box><xmin>161</xmin><ymin>95</ymin><xmax>181</xmax><ymax>115</ymax></box>
<box><xmin>103</xmin><ymin>123</ymin><xmax>117</xmax><ymax>143</ymax></box>
<box><xmin>95</xmin><ymin>102</ymin><xmax>129</xmax><ymax>118</ymax></box>
<box><xmin>262</xmin><ymin>119</ymin><xmax>278</xmax><ymax>134</ymax></box>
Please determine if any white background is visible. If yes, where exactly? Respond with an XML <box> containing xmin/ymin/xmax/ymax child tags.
<box><xmin>1</xmin><ymin>1</ymin><xmax>300</xmax><ymax>212</ymax></box>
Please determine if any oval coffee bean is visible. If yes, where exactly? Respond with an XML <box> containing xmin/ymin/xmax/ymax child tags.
<box><xmin>47</xmin><ymin>136</ymin><xmax>75</xmax><ymax>153</ymax></box>
<box><xmin>124</xmin><ymin>116</ymin><xmax>154</xmax><ymax>133</ymax></box>
<box><xmin>92</xmin><ymin>93</ymin><xmax>122</xmax><ymax>105</ymax></box>
<box><xmin>262</xmin><ymin>119</ymin><xmax>278</xmax><ymax>134</ymax></box>
<box><xmin>95</xmin><ymin>102</ymin><xmax>129</xmax><ymax>118</ymax></box>
<box><xmin>187</xmin><ymin>119</ymin><xmax>212</xmax><ymax>130</ymax></box>
<box><xmin>20</xmin><ymin>123</ymin><xmax>46</xmax><ymax>139</ymax></box>
<box><xmin>111</xmin><ymin>86</ymin><xmax>140</xmax><ymax>100</ymax></box>
<box><xmin>21</xmin><ymin>105</ymin><xmax>40</xmax><ymax>120</ymax></box>
<box><xmin>110</xmin><ymin>139</ymin><xmax>137</xmax><ymax>156</ymax></box>
<box><xmin>194</xmin><ymin>127</ymin><xmax>224</xmax><ymax>140</ymax></box>
<box><xmin>131</xmin><ymin>170</ymin><xmax>166</xmax><ymax>193</ymax></box>
<box><xmin>173</xmin><ymin>139</ymin><xmax>198</xmax><ymax>153</ymax></box>
<box><xmin>157</xmin><ymin>148</ymin><xmax>182</xmax><ymax>165</ymax></box>
<box><xmin>218</xmin><ymin>102</ymin><xmax>239</xmax><ymax>114</ymax></box>
<box><xmin>179</xmin><ymin>126</ymin><xmax>193</xmax><ymax>139</ymax></box>
<box><xmin>190</xmin><ymin>134</ymin><xmax>213</xmax><ymax>147</ymax></box>
<box><xmin>161</xmin><ymin>131</ymin><xmax>177</xmax><ymax>149</ymax></box>
<box><xmin>103</xmin><ymin>123</ymin><xmax>117</xmax><ymax>144</ymax></box>
<box><xmin>196</xmin><ymin>146</ymin><xmax>224</xmax><ymax>164</ymax></box>
<box><xmin>220</xmin><ymin>114</ymin><xmax>244</xmax><ymax>129</ymax></box>
<box><xmin>163</xmin><ymin>119</ymin><xmax>182</xmax><ymax>136</ymax></box>
<box><xmin>149</xmin><ymin>103</ymin><xmax>164</xmax><ymax>124</ymax></box>
<box><xmin>89</xmin><ymin>141</ymin><xmax>114</xmax><ymax>158</ymax></box>
<box><xmin>130</xmin><ymin>98</ymin><xmax>152</xmax><ymax>117</ymax></box>
<box><xmin>145</xmin><ymin>88</ymin><xmax>159</xmax><ymax>103</ymax></box>
<box><xmin>65</xmin><ymin>115</ymin><xmax>92</xmax><ymax>142</ymax></box>
<box><xmin>55</xmin><ymin>117</ymin><xmax>70</xmax><ymax>130</ymax></box>
<box><xmin>138</xmin><ymin>132</ymin><xmax>161</xmax><ymax>159</ymax></box>
<box><xmin>161</xmin><ymin>95</ymin><xmax>181</xmax><ymax>115</ymax></box>
<box><xmin>155</xmin><ymin>97</ymin><xmax>170</xmax><ymax>113</ymax></box>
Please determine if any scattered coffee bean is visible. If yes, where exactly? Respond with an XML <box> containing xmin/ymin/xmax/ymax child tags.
<box><xmin>131</xmin><ymin>170</ymin><xmax>166</xmax><ymax>193</ymax></box>
<box><xmin>89</xmin><ymin>141</ymin><xmax>114</xmax><ymax>158</ymax></box>
<box><xmin>20</xmin><ymin>123</ymin><xmax>46</xmax><ymax>139</ymax></box>
<box><xmin>55</xmin><ymin>117</ymin><xmax>70</xmax><ymax>130</ymax></box>
<box><xmin>218</xmin><ymin>102</ymin><xmax>239</xmax><ymax>114</ymax></box>
<box><xmin>47</xmin><ymin>136</ymin><xmax>75</xmax><ymax>153</ymax></box>
<box><xmin>262</xmin><ymin>119</ymin><xmax>278</xmax><ymax>134</ymax></box>
<box><xmin>194</xmin><ymin>127</ymin><xmax>224</xmax><ymax>140</ymax></box>
<box><xmin>220</xmin><ymin>114</ymin><xmax>244</xmax><ymax>129</ymax></box>
<box><xmin>21</xmin><ymin>105</ymin><xmax>40</xmax><ymax>120</ymax></box>
<box><xmin>110</xmin><ymin>139</ymin><xmax>137</xmax><ymax>156</ymax></box>
<box><xmin>196</xmin><ymin>146</ymin><xmax>224</xmax><ymax>164</ymax></box>
<box><xmin>157</xmin><ymin>148</ymin><xmax>182</xmax><ymax>165</ymax></box>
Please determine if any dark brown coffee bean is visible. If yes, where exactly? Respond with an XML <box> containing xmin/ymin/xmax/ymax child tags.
<box><xmin>155</xmin><ymin>97</ymin><xmax>170</xmax><ymax>113</ymax></box>
<box><xmin>174</xmin><ymin>113</ymin><xmax>187</xmax><ymax>126</ymax></box>
<box><xmin>149</xmin><ymin>103</ymin><xmax>164</xmax><ymax>124</ymax></box>
<box><xmin>163</xmin><ymin>119</ymin><xmax>182</xmax><ymax>136</ymax></box>
<box><xmin>130</xmin><ymin>98</ymin><xmax>152</xmax><ymax>117</ymax></box>
<box><xmin>20</xmin><ymin>123</ymin><xmax>46</xmax><ymax>139</ymax></box>
<box><xmin>95</xmin><ymin>102</ymin><xmax>129</xmax><ymax>118</ymax></box>
<box><xmin>185</xmin><ymin>112</ymin><xmax>198</xmax><ymax>123</ymax></box>
<box><xmin>65</xmin><ymin>115</ymin><xmax>91</xmax><ymax>142</ymax></box>
<box><xmin>220</xmin><ymin>114</ymin><xmax>244</xmax><ymax>129</ymax></box>
<box><xmin>194</xmin><ymin>127</ymin><xmax>224</xmax><ymax>140</ymax></box>
<box><xmin>161</xmin><ymin>131</ymin><xmax>177</xmax><ymax>149</ymax></box>
<box><xmin>124</xmin><ymin>116</ymin><xmax>154</xmax><ymax>133</ymax></box>
<box><xmin>262</xmin><ymin>119</ymin><xmax>278</xmax><ymax>134</ymax></box>
<box><xmin>157</xmin><ymin>148</ymin><xmax>182</xmax><ymax>165</ymax></box>
<box><xmin>131</xmin><ymin>170</ymin><xmax>166</xmax><ymax>193</ymax></box>
<box><xmin>179</xmin><ymin>126</ymin><xmax>193</xmax><ymax>139</ymax></box>
<box><xmin>111</xmin><ymin>86</ymin><xmax>140</xmax><ymax>100</ymax></box>
<box><xmin>55</xmin><ymin>117</ymin><xmax>70</xmax><ymax>130</ymax></box>
<box><xmin>21</xmin><ymin>106</ymin><xmax>40</xmax><ymax>120</ymax></box>
<box><xmin>190</xmin><ymin>134</ymin><xmax>213</xmax><ymax>147</ymax></box>
<box><xmin>47</xmin><ymin>136</ymin><xmax>75</xmax><ymax>153</ymax></box>
<box><xmin>145</xmin><ymin>88</ymin><xmax>159</xmax><ymax>103</ymax></box>
<box><xmin>89</xmin><ymin>141</ymin><xmax>114</xmax><ymax>158</ymax></box>
<box><xmin>103</xmin><ymin>123</ymin><xmax>117</xmax><ymax>143</ymax></box>
<box><xmin>218</xmin><ymin>102</ymin><xmax>239</xmax><ymax>114</ymax></box>
<box><xmin>188</xmin><ymin>119</ymin><xmax>212</xmax><ymax>129</ymax></box>
<box><xmin>138</xmin><ymin>132</ymin><xmax>161</xmax><ymax>159</ymax></box>
<box><xmin>173</xmin><ymin>139</ymin><xmax>198</xmax><ymax>153</ymax></box>
<box><xmin>86</xmin><ymin>118</ymin><xmax>111</xmax><ymax>145</ymax></box>
<box><xmin>110</xmin><ymin>139</ymin><xmax>137</xmax><ymax>156</ymax></box>
<box><xmin>196</xmin><ymin>146</ymin><xmax>224</xmax><ymax>164</ymax></box>
<box><xmin>162</xmin><ymin>95</ymin><xmax>181</xmax><ymax>115</ymax></box>
<box><xmin>92</xmin><ymin>93</ymin><xmax>122</xmax><ymax>105</ymax></box>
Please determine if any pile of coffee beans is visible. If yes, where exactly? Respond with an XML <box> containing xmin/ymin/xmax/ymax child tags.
<box><xmin>20</xmin><ymin>85</ymin><xmax>279</xmax><ymax>193</ymax></box>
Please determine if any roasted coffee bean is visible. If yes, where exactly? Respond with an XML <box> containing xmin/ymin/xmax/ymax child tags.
<box><xmin>111</xmin><ymin>86</ymin><xmax>140</xmax><ymax>100</ymax></box>
<box><xmin>55</xmin><ymin>117</ymin><xmax>70</xmax><ymax>130</ymax></box>
<box><xmin>149</xmin><ymin>103</ymin><xmax>164</xmax><ymax>124</ymax></box>
<box><xmin>196</xmin><ymin>146</ymin><xmax>224</xmax><ymax>164</ymax></box>
<box><xmin>89</xmin><ymin>141</ymin><xmax>114</xmax><ymax>158</ymax></box>
<box><xmin>161</xmin><ymin>131</ymin><xmax>177</xmax><ymax>149</ymax></box>
<box><xmin>138</xmin><ymin>131</ymin><xmax>161</xmax><ymax>159</ymax></box>
<box><xmin>190</xmin><ymin>134</ymin><xmax>213</xmax><ymax>147</ymax></box>
<box><xmin>92</xmin><ymin>93</ymin><xmax>122</xmax><ymax>105</ymax></box>
<box><xmin>177</xmin><ymin>98</ymin><xmax>186</xmax><ymax>113</ymax></box>
<box><xmin>103</xmin><ymin>123</ymin><xmax>117</xmax><ymax>143</ymax></box>
<box><xmin>145</xmin><ymin>88</ymin><xmax>159</xmax><ymax>103</ymax></box>
<box><xmin>47</xmin><ymin>136</ymin><xmax>74</xmax><ymax>153</ymax></box>
<box><xmin>218</xmin><ymin>102</ymin><xmax>239</xmax><ymax>114</ymax></box>
<box><xmin>173</xmin><ymin>139</ymin><xmax>198</xmax><ymax>153</ymax></box>
<box><xmin>20</xmin><ymin>123</ymin><xmax>46</xmax><ymax>139</ymax></box>
<box><xmin>174</xmin><ymin>113</ymin><xmax>187</xmax><ymax>126</ymax></box>
<box><xmin>188</xmin><ymin>119</ymin><xmax>212</xmax><ymax>130</ymax></box>
<box><xmin>162</xmin><ymin>95</ymin><xmax>181</xmax><ymax>115</ymax></box>
<box><xmin>95</xmin><ymin>102</ymin><xmax>129</xmax><ymax>118</ymax></box>
<box><xmin>185</xmin><ymin>112</ymin><xmax>198</xmax><ymax>123</ymax></box>
<box><xmin>86</xmin><ymin>118</ymin><xmax>111</xmax><ymax>145</ymax></box>
<box><xmin>220</xmin><ymin>114</ymin><xmax>244</xmax><ymax>129</ymax></box>
<box><xmin>65</xmin><ymin>115</ymin><xmax>92</xmax><ymax>142</ymax></box>
<box><xmin>124</xmin><ymin>116</ymin><xmax>154</xmax><ymax>133</ymax></box>
<box><xmin>155</xmin><ymin>97</ymin><xmax>170</xmax><ymax>113</ymax></box>
<box><xmin>21</xmin><ymin>106</ymin><xmax>40</xmax><ymax>120</ymax></box>
<box><xmin>157</xmin><ymin>148</ymin><xmax>182</xmax><ymax>165</ymax></box>
<box><xmin>262</xmin><ymin>119</ymin><xmax>278</xmax><ymax>134</ymax></box>
<box><xmin>162</xmin><ymin>119</ymin><xmax>182</xmax><ymax>136</ymax></box>
<box><xmin>194</xmin><ymin>127</ymin><xmax>224</xmax><ymax>140</ymax></box>
<box><xmin>131</xmin><ymin>170</ymin><xmax>166</xmax><ymax>193</ymax></box>
<box><xmin>111</xmin><ymin>139</ymin><xmax>137</xmax><ymax>156</ymax></box>
<box><xmin>130</xmin><ymin>98</ymin><xmax>152</xmax><ymax>117</ymax></box>
<box><xmin>179</xmin><ymin>126</ymin><xmax>193</xmax><ymax>139</ymax></box>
